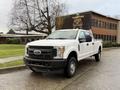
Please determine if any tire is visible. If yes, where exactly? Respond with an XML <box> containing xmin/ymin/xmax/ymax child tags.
<box><xmin>95</xmin><ymin>49</ymin><xmax>101</xmax><ymax>62</ymax></box>
<box><xmin>64</xmin><ymin>57</ymin><xmax>77</xmax><ymax>78</ymax></box>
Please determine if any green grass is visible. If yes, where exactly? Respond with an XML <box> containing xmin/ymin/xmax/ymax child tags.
<box><xmin>103</xmin><ymin>42</ymin><xmax>120</xmax><ymax>48</ymax></box>
<box><xmin>0</xmin><ymin>60</ymin><xmax>24</xmax><ymax>69</ymax></box>
<box><xmin>0</xmin><ymin>44</ymin><xmax>25</xmax><ymax>58</ymax></box>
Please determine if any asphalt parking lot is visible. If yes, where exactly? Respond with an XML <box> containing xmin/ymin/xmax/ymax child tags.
<box><xmin>0</xmin><ymin>48</ymin><xmax>120</xmax><ymax>90</ymax></box>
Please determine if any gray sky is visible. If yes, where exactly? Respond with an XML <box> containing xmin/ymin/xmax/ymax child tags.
<box><xmin>0</xmin><ymin>0</ymin><xmax>13</xmax><ymax>33</ymax></box>
<box><xmin>66</xmin><ymin>0</ymin><xmax>120</xmax><ymax>15</ymax></box>
<box><xmin>0</xmin><ymin>0</ymin><xmax>120</xmax><ymax>34</ymax></box>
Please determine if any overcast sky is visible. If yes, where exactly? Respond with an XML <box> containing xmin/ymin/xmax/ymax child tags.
<box><xmin>0</xmin><ymin>0</ymin><xmax>120</xmax><ymax>33</ymax></box>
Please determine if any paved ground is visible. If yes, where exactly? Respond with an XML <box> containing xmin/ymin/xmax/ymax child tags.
<box><xmin>0</xmin><ymin>48</ymin><xmax>120</xmax><ymax>90</ymax></box>
<box><xmin>0</xmin><ymin>56</ymin><xmax>23</xmax><ymax>63</ymax></box>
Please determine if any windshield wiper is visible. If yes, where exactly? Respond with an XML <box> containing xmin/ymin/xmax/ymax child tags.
<box><xmin>47</xmin><ymin>38</ymin><xmax>68</xmax><ymax>40</ymax></box>
<box><xmin>47</xmin><ymin>38</ymin><xmax>55</xmax><ymax>39</ymax></box>
<box><xmin>54</xmin><ymin>38</ymin><xmax>67</xmax><ymax>39</ymax></box>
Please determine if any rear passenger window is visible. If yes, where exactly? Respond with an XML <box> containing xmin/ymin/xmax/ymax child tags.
<box><xmin>84</xmin><ymin>31</ymin><xmax>92</xmax><ymax>42</ymax></box>
<box><xmin>85</xmin><ymin>32</ymin><xmax>91</xmax><ymax>36</ymax></box>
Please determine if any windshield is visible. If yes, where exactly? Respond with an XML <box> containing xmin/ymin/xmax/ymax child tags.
<box><xmin>46</xmin><ymin>30</ymin><xmax>78</xmax><ymax>39</ymax></box>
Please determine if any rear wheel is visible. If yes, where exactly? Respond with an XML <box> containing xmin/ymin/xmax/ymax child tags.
<box><xmin>95</xmin><ymin>49</ymin><xmax>101</xmax><ymax>62</ymax></box>
<box><xmin>64</xmin><ymin>57</ymin><xmax>77</xmax><ymax>78</ymax></box>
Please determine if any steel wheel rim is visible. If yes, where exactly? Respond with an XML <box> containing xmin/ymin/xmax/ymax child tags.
<box><xmin>70</xmin><ymin>61</ymin><xmax>76</xmax><ymax>75</ymax></box>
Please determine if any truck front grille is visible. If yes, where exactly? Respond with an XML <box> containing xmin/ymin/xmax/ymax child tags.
<box><xmin>27</xmin><ymin>46</ymin><xmax>57</xmax><ymax>60</ymax></box>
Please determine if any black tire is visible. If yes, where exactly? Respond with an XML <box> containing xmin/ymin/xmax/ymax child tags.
<box><xmin>29</xmin><ymin>67</ymin><xmax>42</xmax><ymax>73</ymax></box>
<box><xmin>64</xmin><ymin>57</ymin><xmax>77</xmax><ymax>78</ymax></box>
<box><xmin>95</xmin><ymin>49</ymin><xmax>101</xmax><ymax>62</ymax></box>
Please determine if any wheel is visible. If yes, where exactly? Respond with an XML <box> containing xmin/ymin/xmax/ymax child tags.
<box><xmin>95</xmin><ymin>49</ymin><xmax>101</xmax><ymax>62</ymax></box>
<box><xmin>64</xmin><ymin>57</ymin><xmax>77</xmax><ymax>78</ymax></box>
<box><xmin>29</xmin><ymin>67</ymin><xmax>42</xmax><ymax>73</ymax></box>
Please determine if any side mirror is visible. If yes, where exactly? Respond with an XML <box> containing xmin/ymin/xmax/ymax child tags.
<box><xmin>79</xmin><ymin>38</ymin><xmax>86</xmax><ymax>43</ymax></box>
<box><xmin>86</xmin><ymin>35</ymin><xmax>92</xmax><ymax>42</ymax></box>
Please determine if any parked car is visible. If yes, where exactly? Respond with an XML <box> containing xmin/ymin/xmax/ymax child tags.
<box><xmin>24</xmin><ymin>29</ymin><xmax>102</xmax><ymax>78</ymax></box>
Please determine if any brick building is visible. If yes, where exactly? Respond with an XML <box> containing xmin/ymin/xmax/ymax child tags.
<box><xmin>56</xmin><ymin>11</ymin><xmax>120</xmax><ymax>43</ymax></box>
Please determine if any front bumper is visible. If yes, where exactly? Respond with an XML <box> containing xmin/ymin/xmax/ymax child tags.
<box><xmin>24</xmin><ymin>57</ymin><xmax>67</xmax><ymax>72</ymax></box>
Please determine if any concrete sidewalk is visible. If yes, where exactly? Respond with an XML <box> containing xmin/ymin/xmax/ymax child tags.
<box><xmin>0</xmin><ymin>56</ymin><xmax>23</xmax><ymax>63</ymax></box>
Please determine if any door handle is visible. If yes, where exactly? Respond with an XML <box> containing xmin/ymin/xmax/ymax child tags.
<box><xmin>87</xmin><ymin>43</ymin><xmax>89</xmax><ymax>46</ymax></box>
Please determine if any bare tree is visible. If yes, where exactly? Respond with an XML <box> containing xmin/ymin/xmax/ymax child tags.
<box><xmin>10</xmin><ymin>0</ymin><xmax>67</xmax><ymax>35</ymax></box>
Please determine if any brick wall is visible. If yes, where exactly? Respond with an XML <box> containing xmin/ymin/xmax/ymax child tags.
<box><xmin>117</xmin><ymin>21</ymin><xmax>120</xmax><ymax>43</ymax></box>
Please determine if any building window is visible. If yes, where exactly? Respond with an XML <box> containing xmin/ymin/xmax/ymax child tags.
<box><xmin>113</xmin><ymin>24</ymin><xmax>115</xmax><ymax>30</ymax></box>
<box><xmin>115</xmin><ymin>36</ymin><xmax>117</xmax><ymax>41</ymax></box>
<box><xmin>108</xmin><ymin>35</ymin><xmax>110</xmax><ymax>41</ymax></box>
<box><xmin>113</xmin><ymin>36</ymin><xmax>115</xmax><ymax>42</ymax></box>
<box><xmin>101</xmin><ymin>21</ymin><xmax>103</xmax><ymax>28</ymax></box>
<box><xmin>92</xmin><ymin>19</ymin><xmax>95</xmax><ymax>26</ymax></box>
<box><xmin>105</xmin><ymin>22</ymin><xmax>107</xmax><ymax>28</ymax></box>
<box><xmin>98</xmin><ymin>21</ymin><xmax>101</xmax><ymax>28</ymax></box>
<box><xmin>110</xmin><ymin>23</ymin><xmax>112</xmax><ymax>29</ymax></box>
<box><xmin>95</xmin><ymin>19</ymin><xmax>98</xmax><ymax>27</ymax></box>
<box><xmin>109</xmin><ymin>35</ymin><xmax>112</xmax><ymax>41</ymax></box>
<box><xmin>112</xmin><ymin>36</ymin><xmax>117</xmax><ymax>42</ymax></box>
<box><xmin>107</xmin><ymin>35</ymin><xmax>110</xmax><ymax>41</ymax></box>
<box><xmin>102</xmin><ymin>22</ymin><xmax>105</xmax><ymax>28</ymax></box>
<box><xmin>104</xmin><ymin>35</ymin><xmax>107</xmax><ymax>41</ymax></box>
<box><xmin>115</xmin><ymin>24</ymin><xmax>118</xmax><ymax>30</ymax></box>
<box><xmin>106</xmin><ymin>22</ymin><xmax>109</xmax><ymax>29</ymax></box>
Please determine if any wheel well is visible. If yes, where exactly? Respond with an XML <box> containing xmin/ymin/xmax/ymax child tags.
<box><xmin>99</xmin><ymin>46</ymin><xmax>101</xmax><ymax>52</ymax></box>
<box><xmin>68</xmin><ymin>51</ymin><xmax>78</xmax><ymax>61</ymax></box>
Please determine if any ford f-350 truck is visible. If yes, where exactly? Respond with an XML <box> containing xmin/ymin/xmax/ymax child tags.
<box><xmin>24</xmin><ymin>29</ymin><xmax>102</xmax><ymax>78</ymax></box>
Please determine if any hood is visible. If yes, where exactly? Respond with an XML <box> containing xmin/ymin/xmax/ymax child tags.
<box><xmin>27</xmin><ymin>39</ymin><xmax>76</xmax><ymax>46</ymax></box>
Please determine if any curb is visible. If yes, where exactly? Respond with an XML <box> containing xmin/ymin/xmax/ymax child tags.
<box><xmin>0</xmin><ymin>65</ymin><xmax>27</xmax><ymax>74</ymax></box>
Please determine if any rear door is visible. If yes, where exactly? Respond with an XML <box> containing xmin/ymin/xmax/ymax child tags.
<box><xmin>84</xmin><ymin>31</ymin><xmax>94</xmax><ymax>56</ymax></box>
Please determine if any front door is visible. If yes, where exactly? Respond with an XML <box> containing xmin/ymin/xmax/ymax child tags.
<box><xmin>78</xmin><ymin>31</ymin><xmax>88</xmax><ymax>60</ymax></box>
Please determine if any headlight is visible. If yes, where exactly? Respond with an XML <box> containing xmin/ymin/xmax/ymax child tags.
<box><xmin>25</xmin><ymin>45</ymin><xmax>29</xmax><ymax>57</ymax></box>
<box><xmin>54</xmin><ymin>46</ymin><xmax>65</xmax><ymax>58</ymax></box>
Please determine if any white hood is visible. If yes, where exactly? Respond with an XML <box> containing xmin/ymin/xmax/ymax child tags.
<box><xmin>27</xmin><ymin>39</ymin><xmax>76</xmax><ymax>46</ymax></box>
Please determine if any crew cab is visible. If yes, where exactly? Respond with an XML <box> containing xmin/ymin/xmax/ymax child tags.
<box><xmin>24</xmin><ymin>29</ymin><xmax>102</xmax><ymax>78</ymax></box>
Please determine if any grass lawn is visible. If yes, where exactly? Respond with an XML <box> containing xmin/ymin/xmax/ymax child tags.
<box><xmin>0</xmin><ymin>44</ymin><xmax>25</xmax><ymax>58</ymax></box>
<box><xmin>0</xmin><ymin>60</ymin><xmax>24</xmax><ymax>69</ymax></box>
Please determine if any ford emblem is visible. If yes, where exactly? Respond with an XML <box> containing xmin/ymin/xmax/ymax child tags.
<box><xmin>34</xmin><ymin>49</ymin><xmax>41</xmax><ymax>55</ymax></box>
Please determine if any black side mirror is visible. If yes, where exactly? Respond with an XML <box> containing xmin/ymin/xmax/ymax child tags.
<box><xmin>79</xmin><ymin>38</ymin><xmax>86</xmax><ymax>43</ymax></box>
<box><xmin>86</xmin><ymin>35</ymin><xmax>92</xmax><ymax>42</ymax></box>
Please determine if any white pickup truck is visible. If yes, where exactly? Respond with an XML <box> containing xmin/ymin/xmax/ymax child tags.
<box><xmin>24</xmin><ymin>29</ymin><xmax>102</xmax><ymax>77</ymax></box>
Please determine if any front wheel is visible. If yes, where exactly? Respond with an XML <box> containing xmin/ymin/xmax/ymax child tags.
<box><xmin>95</xmin><ymin>50</ymin><xmax>101</xmax><ymax>62</ymax></box>
<box><xmin>64</xmin><ymin>57</ymin><xmax>77</xmax><ymax>78</ymax></box>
